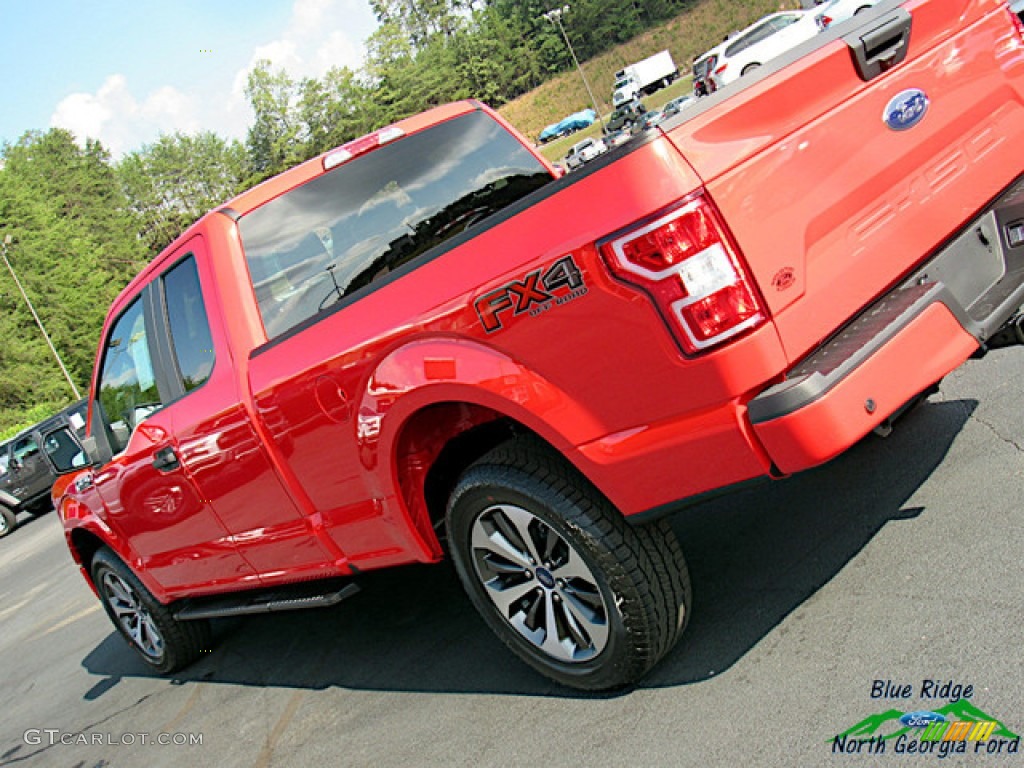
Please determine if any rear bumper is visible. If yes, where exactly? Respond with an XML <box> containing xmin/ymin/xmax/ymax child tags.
<box><xmin>749</xmin><ymin>174</ymin><xmax>1024</xmax><ymax>474</ymax></box>
<box><xmin>749</xmin><ymin>297</ymin><xmax>978</xmax><ymax>473</ymax></box>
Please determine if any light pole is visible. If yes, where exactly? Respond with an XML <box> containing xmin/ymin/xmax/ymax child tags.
<box><xmin>1</xmin><ymin>234</ymin><xmax>81</xmax><ymax>400</ymax></box>
<box><xmin>543</xmin><ymin>6</ymin><xmax>606</xmax><ymax>132</ymax></box>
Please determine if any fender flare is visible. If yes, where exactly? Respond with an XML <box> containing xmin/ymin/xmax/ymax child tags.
<box><xmin>357</xmin><ymin>337</ymin><xmax>607</xmax><ymax>478</ymax></box>
<box><xmin>61</xmin><ymin>505</ymin><xmax>170</xmax><ymax>604</ymax></box>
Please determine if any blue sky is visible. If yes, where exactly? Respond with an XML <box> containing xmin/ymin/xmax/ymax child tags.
<box><xmin>0</xmin><ymin>0</ymin><xmax>379</xmax><ymax>157</ymax></box>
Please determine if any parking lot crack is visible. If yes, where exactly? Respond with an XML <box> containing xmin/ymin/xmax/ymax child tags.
<box><xmin>1</xmin><ymin>691</ymin><xmax>159</xmax><ymax>765</ymax></box>
<box><xmin>970</xmin><ymin>413</ymin><xmax>1024</xmax><ymax>454</ymax></box>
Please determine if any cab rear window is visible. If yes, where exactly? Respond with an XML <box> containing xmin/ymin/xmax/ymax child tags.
<box><xmin>239</xmin><ymin>111</ymin><xmax>552</xmax><ymax>339</ymax></box>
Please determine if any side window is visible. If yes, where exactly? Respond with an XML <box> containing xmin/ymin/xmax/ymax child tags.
<box><xmin>43</xmin><ymin>428</ymin><xmax>87</xmax><ymax>471</ymax></box>
<box><xmin>0</xmin><ymin>449</ymin><xmax>10</xmax><ymax>476</ymax></box>
<box><xmin>13</xmin><ymin>436</ymin><xmax>40</xmax><ymax>465</ymax></box>
<box><xmin>769</xmin><ymin>14</ymin><xmax>800</xmax><ymax>34</ymax></box>
<box><xmin>96</xmin><ymin>298</ymin><xmax>163</xmax><ymax>456</ymax></box>
<box><xmin>163</xmin><ymin>256</ymin><xmax>215</xmax><ymax>392</ymax></box>
<box><xmin>727</xmin><ymin>21</ymin><xmax>771</xmax><ymax>55</ymax></box>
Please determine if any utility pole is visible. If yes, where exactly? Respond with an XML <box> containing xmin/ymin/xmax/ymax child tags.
<box><xmin>1</xmin><ymin>234</ymin><xmax>82</xmax><ymax>400</ymax></box>
<box><xmin>543</xmin><ymin>6</ymin><xmax>606</xmax><ymax>132</ymax></box>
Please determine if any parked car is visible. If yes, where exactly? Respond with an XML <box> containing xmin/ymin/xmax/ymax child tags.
<box><xmin>692</xmin><ymin>44</ymin><xmax>725</xmax><ymax>96</ymax></box>
<box><xmin>661</xmin><ymin>95</ymin><xmax>695</xmax><ymax>118</ymax></box>
<box><xmin>709</xmin><ymin>10</ymin><xmax>824</xmax><ymax>89</ymax></box>
<box><xmin>564</xmin><ymin>137</ymin><xmax>607</xmax><ymax>171</ymax></box>
<box><xmin>538</xmin><ymin>109</ymin><xmax>597</xmax><ymax>143</ymax></box>
<box><xmin>632</xmin><ymin>110</ymin><xmax>665</xmax><ymax>134</ymax></box>
<box><xmin>0</xmin><ymin>401</ymin><xmax>87</xmax><ymax>537</ymax></box>
<box><xmin>604</xmin><ymin>130</ymin><xmax>633</xmax><ymax>149</ymax></box>
<box><xmin>812</xmin><ymin>0</ymin><xmax>881</xmax><ymax>27</ymax></box>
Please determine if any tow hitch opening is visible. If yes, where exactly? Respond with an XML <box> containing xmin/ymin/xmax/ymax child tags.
<box><xmin>977</xmin><ymin>311</ymin><xmax>1024</xmax><ymax>354</ymax></box>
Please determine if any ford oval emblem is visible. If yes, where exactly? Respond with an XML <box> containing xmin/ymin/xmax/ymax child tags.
<box><xmin>899</xmin><ymin>711</ymin><xmax>946</xmax><ymax>728</ymax></box>
<box><xmin>884</xmin><ymin>89</ymin><xmax>929</xmax><ymax>131</ymax></box>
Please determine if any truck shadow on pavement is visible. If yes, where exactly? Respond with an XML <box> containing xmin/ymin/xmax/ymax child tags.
<box><xmin>81</xmin><ymin>398</ymin><xmax>977</xmax><ymax>699</ymax></box>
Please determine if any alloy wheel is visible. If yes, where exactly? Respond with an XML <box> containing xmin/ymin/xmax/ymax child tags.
<box><xmin>469</xmin><ymin>504</ymin><xmax>610</xmax><ymax>663</ymax></box>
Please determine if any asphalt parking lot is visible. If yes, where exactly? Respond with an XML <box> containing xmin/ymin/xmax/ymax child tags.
<box><xmin>1</xmin><ymin>348</ymin><xmax>1022</xmax><ymax>768</ymax></box>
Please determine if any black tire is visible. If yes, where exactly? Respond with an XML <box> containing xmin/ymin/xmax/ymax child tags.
<box><xmin>91</xmin><ymin>548</ymin><xmax>211</xmax><ymax>674</ymax></box>
<box><xmin>446</xmin><ymin>438</ymin><xmax>691</xmax><ymax>690</ymax></box>
<box><xmin>741</xmin><ymin>62</ymin><xmax>761</xmax><ymax>76</ymax></box>
<box><xmin>0</xmin><ymin>506</ymin><xmax>16</xmax><ymax>538</ymax></box>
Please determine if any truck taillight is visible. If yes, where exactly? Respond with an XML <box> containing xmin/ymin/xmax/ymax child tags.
<box><xmin>599</xmin><ymin>195</ymin><xmax>766</xmax><ymax>354</ymax></box>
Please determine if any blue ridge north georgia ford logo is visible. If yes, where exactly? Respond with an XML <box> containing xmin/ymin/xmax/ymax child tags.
<box><xmin>883</xmin><ymin>88</ymin><xmax>929</xmax><ymax>131</ymax></box>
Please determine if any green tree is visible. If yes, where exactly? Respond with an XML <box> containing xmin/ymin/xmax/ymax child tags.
<box><xmin>0</xmin><ymin>129</ymin><xmax>144</xmax><ymax>428</ymax></box>
<box><xmin>119</xmin><ymin>132</ymin><xmax>248</xmax><ymax>254</ymax></box>
<box><xmin>245</xmin><ymin>61</ymin><xmax>305</xmax><ymax>180</ymax></box>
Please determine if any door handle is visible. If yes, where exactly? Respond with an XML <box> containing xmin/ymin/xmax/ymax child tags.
<box><xmin>844</xmin><ymin>8</ymin><xmax>912</xmax><ymax>81</ymax></box>
<box><xmin>152</xmin><ymin>446</ymin><xmax>180</xmax><ymax>473</ymax></box>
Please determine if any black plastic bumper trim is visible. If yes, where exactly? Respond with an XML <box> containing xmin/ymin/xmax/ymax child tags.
<box><xmin>626</xmin><ymin>476</ymin><xmax>769</xmax><ymax>526</ymax></box>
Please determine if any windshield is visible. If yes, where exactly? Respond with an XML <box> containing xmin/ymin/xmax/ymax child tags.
<box><xmin>239</xmin><ymin>111</ymin><xmax>553</xmax><ymax>339</ymax></box>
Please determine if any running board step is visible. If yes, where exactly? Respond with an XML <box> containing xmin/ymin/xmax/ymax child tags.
<box><xmin>173</xmin><ymin>579</ymin><xmax>361</xmax><ymax>621</ymax></box>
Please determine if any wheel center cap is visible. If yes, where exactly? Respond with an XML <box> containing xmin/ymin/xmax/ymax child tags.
<box><xmin>536</xmin><ymin>567</ymin><xmax>556</xmax><ymax>589</ymax></box>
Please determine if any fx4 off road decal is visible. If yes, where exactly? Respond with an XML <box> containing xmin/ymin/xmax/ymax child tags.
<box><xmin>474</xmin><ymin>255</ymin><xmax>587</xmax><ymax>333</ymax></box>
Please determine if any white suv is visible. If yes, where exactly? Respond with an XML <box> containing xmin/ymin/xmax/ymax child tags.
<box><xmin>709</xmin><ymin>10</ymin><xmax>824</xmax><ymax>89</ymax></box>
<box><xmin>812</xmin><ymin>0</ymin><xmax>881</xmax><ymax>27</ymax></box>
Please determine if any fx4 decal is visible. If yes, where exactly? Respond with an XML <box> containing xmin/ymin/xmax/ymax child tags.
<box><xmin>474</xmin><ymin>255</ymin><xmax>588</xmax><ymax>333</ymax></box>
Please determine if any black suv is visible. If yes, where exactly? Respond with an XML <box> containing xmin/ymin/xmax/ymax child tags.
<box><xmin>0</xmin><ymin>401</ymin><xmax>87</xmax><ymax>537</ymax></box>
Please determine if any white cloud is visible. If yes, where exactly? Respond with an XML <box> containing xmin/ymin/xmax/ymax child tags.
<box><xmin>232</xmin><ymin>0</ymin><xmax>374</xmax><ymax>99</ymax></box>
<box><xmin>51</xmin><ymin>75</ymin><xmax>200</xmax><ymax>157</ymax></box>
<box><xmin>48</xmin><ymin>0</ymin><xmax>376</xmax><ymax>157</ymax></box>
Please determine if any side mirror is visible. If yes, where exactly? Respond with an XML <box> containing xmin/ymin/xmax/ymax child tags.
<box><xmin>43</xmin><ymin>427</ymin><xmax>92</xmax><ymax>474</ymax></box>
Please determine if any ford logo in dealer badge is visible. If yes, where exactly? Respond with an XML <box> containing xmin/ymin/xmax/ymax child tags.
<box><xmin>883</xmin><ymin>89</ymin><xmax>929</xmax><ymax>131</ymax></box>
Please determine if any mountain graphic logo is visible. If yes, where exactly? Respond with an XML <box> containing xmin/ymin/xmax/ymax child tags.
<box><xmin>832</xmin><ymin>699</ymin><xmax>1020</xmax><ymax>742</ymax></box>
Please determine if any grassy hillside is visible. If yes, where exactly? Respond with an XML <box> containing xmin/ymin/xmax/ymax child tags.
<box><xmin>498</xmin><ymin>0</ymin><xmax>788</xmax><ymax>141</ymax></box>
<box><xmin>535</xmin><ymin>77</ymin><xmax>694</xmax><ymax>163</ymax></box>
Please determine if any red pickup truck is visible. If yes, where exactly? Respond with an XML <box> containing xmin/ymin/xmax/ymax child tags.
<box><xmin>53</xmin><ymin>0</ymin><xmax>1024</xmax><ymax>690</ymax></box>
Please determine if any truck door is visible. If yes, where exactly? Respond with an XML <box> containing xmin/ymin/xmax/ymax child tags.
<box><xmin>155</xmin><ymin>239</ymin><xmax>337</xmax><ymax>582</ymax></box>
<box><xmin>9</xmin><ymin>434</ymin><xmax>51</xmax><ymax>504</ymax></box>
<box><xmin>88</xmin><ymin>270</ymin><xmax>256</xmax><ymax>594</ymax></box>
<box><xmin>0</xmin><ymin>445</ymin><xmax>14</xmax><ymax>499</ymax></box>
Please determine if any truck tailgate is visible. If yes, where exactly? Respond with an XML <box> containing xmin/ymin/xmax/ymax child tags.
<box><xmin>663</xmin><ymin>0</ymin><xmax>1024</xmax><ymax>363</ymax></box>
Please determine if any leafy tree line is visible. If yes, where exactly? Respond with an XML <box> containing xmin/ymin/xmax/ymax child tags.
<box><xmin>0</xmin><ymin>0</ymin><xmax>700</xmax><ymax>432</ymax></box>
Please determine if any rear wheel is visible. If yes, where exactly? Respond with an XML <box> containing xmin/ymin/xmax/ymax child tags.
<box><xmin>0</xmin><ymin>506</ymin><xmax>16</xmax><ymax>538</ymax></box>
<box><xmin>91</xmin><ymin>548</ymin><xmax>211</xmax><ymax>674</ymax></box>
<box><xmin>741</xmin><ymin>62</ymin><xmax>761</xmax><ymax>76</ymax></box>
<box><xmin>446</xmin><ymin>438</ymin><xmax>691</xmax><ymax>690</ymax></box>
